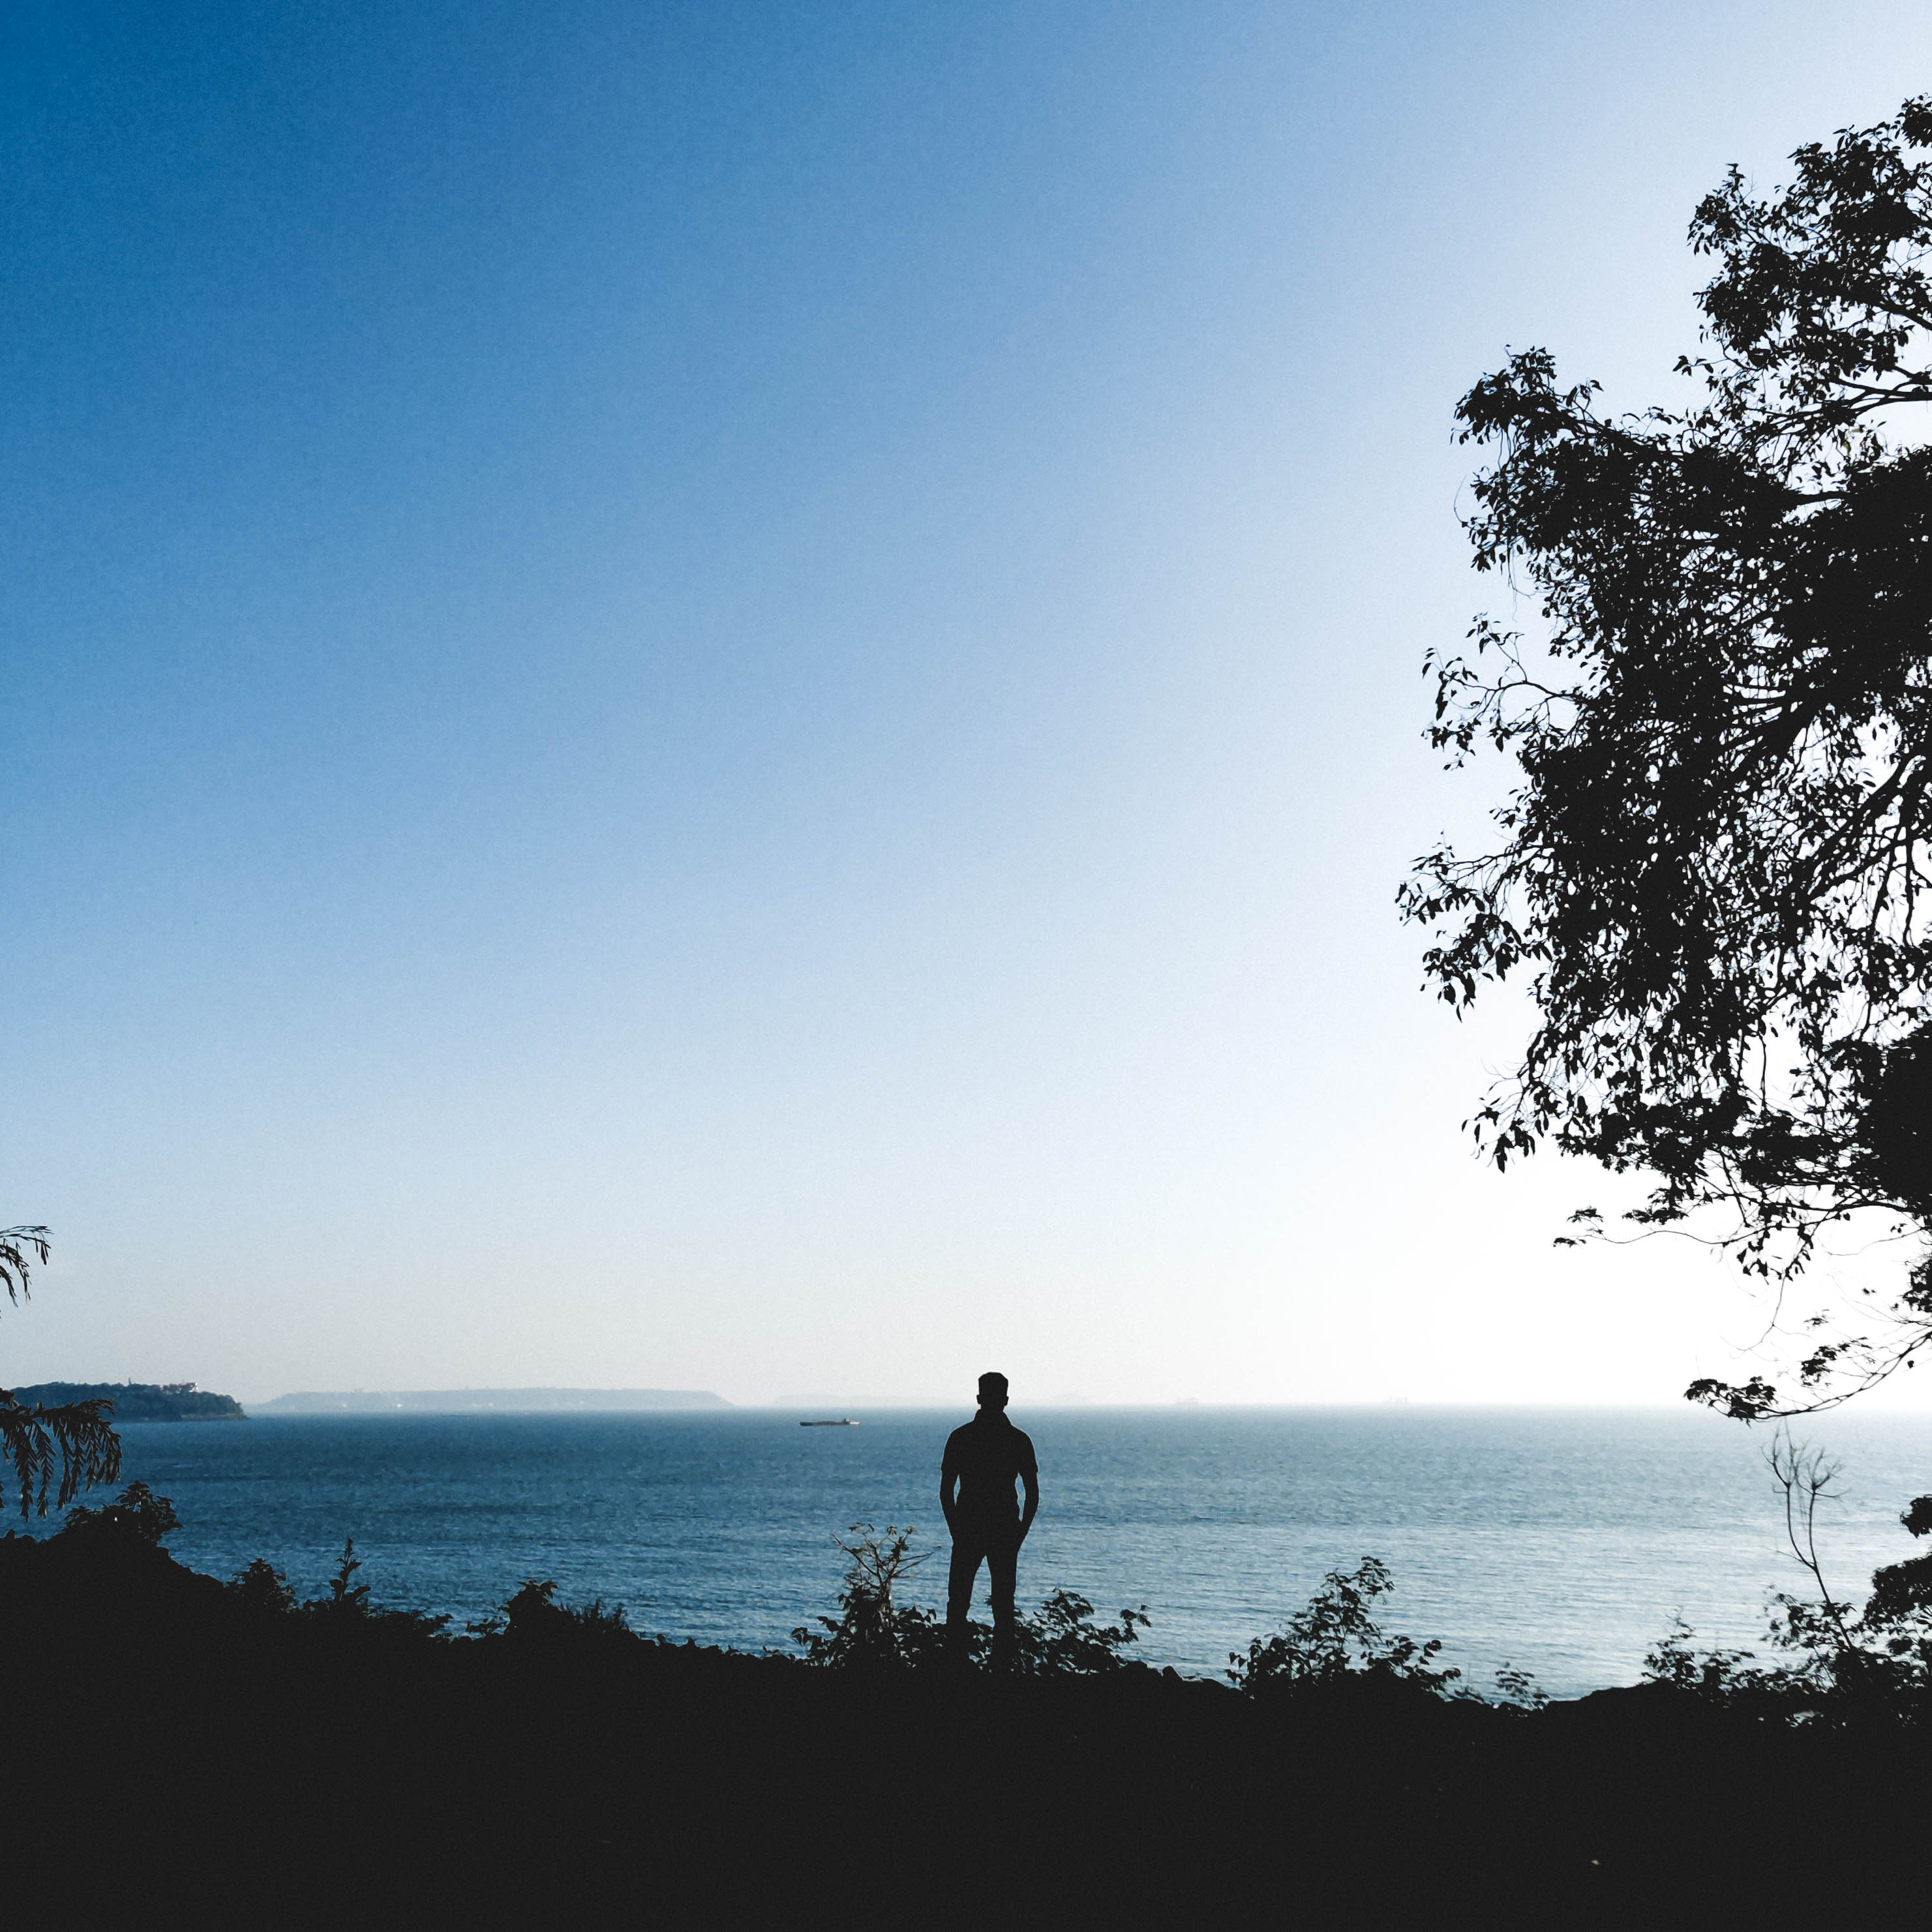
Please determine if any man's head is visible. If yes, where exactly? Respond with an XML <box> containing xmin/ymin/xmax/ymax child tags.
<box><xmin>976</xmin><ymin>1371</ymin><xmax>1009</xmax><ymax>1413</ymax></box>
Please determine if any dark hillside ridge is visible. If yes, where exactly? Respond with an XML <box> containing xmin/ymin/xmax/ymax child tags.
<box><xmin>255</xmin><ymin>1387</ymin><xmax>731</xmax><ymax>1413</ymax></box>
<box><xmin>4</xmin><ymin>1517</ymin><xmax>1925</xmax><ymax>1922</ymax></box>
<box><xmin>10</xmin><ymin>1381</ymin><xmax>244</xmax><ymax>1422</ymax></box>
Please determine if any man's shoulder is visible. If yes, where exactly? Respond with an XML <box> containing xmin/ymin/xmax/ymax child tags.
<box><xmin>1010</xmin><ymin>1425</ymin><xmax>1037</xmax><ymax>1464</ymax></box>
<box><xmin>942</xmin><ymin>1421</ymin><xmax>976</xmax><ymax>1457</ymax></box>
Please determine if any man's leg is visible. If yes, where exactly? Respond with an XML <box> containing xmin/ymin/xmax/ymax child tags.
<box><xmin>946</xmin><ymin>1535</ymin><xmax>984</xmax><ymax>1659</ymax></box>
<box><xmin>986</xmin><ymin>1531</ymin><xmax>1019</xmax><ymax>1668</ymax></box>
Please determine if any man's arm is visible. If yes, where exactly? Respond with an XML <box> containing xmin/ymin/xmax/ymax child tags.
<box><xmin>1018</xmin><ymin>1464</ymin><xmax>1038</xmax><ymax>1544</ymax></box>
<box><xmin>940</xmin><ymin>1464</ymin><xmax>958</xmax><ymax>1538</ymax></box>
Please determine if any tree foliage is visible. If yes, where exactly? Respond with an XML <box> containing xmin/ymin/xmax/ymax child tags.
<box><xmin>1400</xmin><ymin>97</ymin><xmax>1932</xmax><ymax>1415</ymax></box>
<box><xmin>0</xmin><ymin>1224</ymin><xmax>123</xmax><ymax>1515</ymax></box>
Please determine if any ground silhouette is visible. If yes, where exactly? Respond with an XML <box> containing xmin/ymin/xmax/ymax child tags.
<box><xmin>7</xmin><ymin>1488</ymin><xmax>1931</xmax><ymax>1926</ymax></box>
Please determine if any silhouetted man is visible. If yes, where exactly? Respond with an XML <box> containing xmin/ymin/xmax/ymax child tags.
<box><xmin>941</xmin><ymin>1372</ymin><xmax>1038</xmax><ymax>1666</ymax></box>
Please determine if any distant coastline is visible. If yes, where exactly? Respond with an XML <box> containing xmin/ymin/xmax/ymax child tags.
<box><xmin>12</xmin><ymin>1381</ymin><xmax>245</xmax><ymax>1423</ymax></box>
<box><xmin>254</xmin><ymin>1387</ymin><xmax>731</xmax><ymax>1414</ymax></box>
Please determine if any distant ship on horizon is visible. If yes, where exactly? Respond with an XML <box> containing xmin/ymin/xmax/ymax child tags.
<box><xmin>798</xmin><ymin>1417</ymin><xmax>860</xmax><ymax>1427</ymax></box>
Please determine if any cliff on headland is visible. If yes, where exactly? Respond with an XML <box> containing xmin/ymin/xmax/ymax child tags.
<box><xmin>10</xmin><ymin>1381</ymin><xmax>245</xmax><ymax>1421</ymax></box>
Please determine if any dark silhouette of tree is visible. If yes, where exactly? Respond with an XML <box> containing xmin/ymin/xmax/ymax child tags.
<box><xmin>0</xmin><ymin>1226</ymin><xmax>121</xmax><ymax>1515</ymax></box>
<box><xmin>1401</xmin><ymin>97</ymin><xmax>1932</xmax><ymax>1417</ymax></box>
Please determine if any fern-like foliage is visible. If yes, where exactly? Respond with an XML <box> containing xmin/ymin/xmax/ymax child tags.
<box><xmin>0</xmin><ymin>1226</ymin><xmax>50</xmax><ymax>1306</ymax></box>
<box><xmin>0</xmin><ymin>1390</ymin><xmax>123</xmax><ymax>1517</ymax></box>
<box><xmin>0</xmin><ymin>1222</ymin><xmax>124</xmax><ymax>1515</ymax></box>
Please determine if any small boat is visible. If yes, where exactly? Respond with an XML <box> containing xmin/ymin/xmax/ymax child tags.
<box><xmin>799</xmin><ymin>1417</ymin><xmax>859</xmax><ymax>1426</ymax></box>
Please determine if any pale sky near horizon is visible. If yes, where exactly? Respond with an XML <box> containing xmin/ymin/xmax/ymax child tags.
<box><xmin>8</xmin><ymin>1</ymin><xmax>1932</xmax><ymax>1408</ymax></box>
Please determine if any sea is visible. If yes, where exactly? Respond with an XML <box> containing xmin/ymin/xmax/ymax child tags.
<box><xmin>41</xmin><ymin>1404</ymin><xmax>1932</xmax><ymax>1699</ymax></box>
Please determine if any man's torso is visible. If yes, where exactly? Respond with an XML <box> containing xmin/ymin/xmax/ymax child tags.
<box><xmin>943</xmin><ymin>1416</ymin><xmax>1036</xmax><ymax>1528</ymax></box>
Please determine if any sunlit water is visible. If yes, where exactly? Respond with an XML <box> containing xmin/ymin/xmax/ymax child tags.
<box><xmin>44</xmin><ymin>1405</ymin><xmax>1932</xmax><ymax>1698</ymax></box>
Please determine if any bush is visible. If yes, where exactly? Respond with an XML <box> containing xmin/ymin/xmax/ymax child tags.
<box><xmin>1228</xmin><ymin>1558</ymin><xmax>1461</xmax><ymax>1700</ymax></box>
<box><xmin>791</xmin><ymin>1524</ymin><xmax>1151</xmax><ymax>1676</ymax></box>
<box><xmin>477</xmin><ymin>1577</ymin><xmax>635</xmax><ymax>1646</ymax></box>
<box><xmin>1010</xmin><ymin>1590</ymin><xmax>1149</xmax><ymax>1678</ymax></box>
<box><xmin>792</xmin><ymin>1524</ymin><xmax>943</xmax><ymax>1669</ymax></box>
<box><xmin>58</xmin><ymin>1480</ymin><xmax>179</xmax><ymax>1547</ymax></box>
<box><xmin>299</xmin><ymin>1539</ymin><xmax>451</xmax><ymax>1640</ymax></box>
<box><xmin>227</xmin><ymin>1556</ymin><xmax>297</xmax><ymax>1616</ymax></box>
<box><xmin>1640</xmin><ymin>1440</ymin><xmax>1932</xmax><ymax>1721</ymax></box>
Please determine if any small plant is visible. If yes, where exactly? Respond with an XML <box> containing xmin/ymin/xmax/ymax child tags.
<box><xmin>227</xmin><ymin>1556</ymin><xmax>297</xmax><ymax>1615</ymax></box>
<box><xmin>1639</xmin><ymin>1430</ymin><xmax>1932</xmax><ymax>1717</ymax></box>
<box><xmin>1228</xmin><ymin>1558</ymin><xmax>1460</xmax><ymax>1698</ymax></box>
<box><xmin>58</xmin><ymin>1479</ymin><xmax>180</xmax><ymax>1547</ymax></box>
<box><xmin>312</xmin><ymin>1538</ymin><xmax>372</xmax><ymax>1617</ymax></box>
<box><xmin>1640</xmin><ymin>1618</ymin><xmax>1781</xmax><ymax>1703</ymax></box>
<box><xmin>792</xmin><ymin>1525</ymin><xmax>1151</xmax><ymax>1676</ymax></box>
<box><xmin>792</xmin><ymin>1523</ymin><xmax>941</xmax><ymax>1670</ymax></box>
<box><xmin>299</xmin><ymin>1537</ymin><xmax>450</xmax><ymax>1638</ymax></box>
<box><xmin>481</xmin><ymin>1577</ymin><xmax>634</xmax><ymax>1643</ymax></box>
<box><xmin>1012</xmin><ymin>1589</ymin><xmax>1149</xmax><ymax>1677</ymax></box>
<box><xmin>1487</xmin><ymin>1661</ymin><xmax>1550</xmax><ymax>1712</ymax></box>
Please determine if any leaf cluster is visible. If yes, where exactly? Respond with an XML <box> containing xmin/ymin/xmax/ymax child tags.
<box><xmin>0</xmin><ymin>1389</ymin><xmax>122</xmax><ymax>1518</ymax></box>
<box><xmin>1403</xmin><ymin>98</ymin><xmax>1932</xmax><ymax>1413</ymax></box>
<box><xmin>0</xmin><ymin>1224</ymin><xmax>125</xmax><ymax>1514</ymax></box>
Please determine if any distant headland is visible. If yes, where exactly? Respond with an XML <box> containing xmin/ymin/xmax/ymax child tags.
<box><xmin>254</xmin><ymin>1387</ymin><xmax>731</xmax><ymax>1414</ymax></box>
<box><xmin>11</xmin><ymin>1381</ymin><xmax>245</xmax><ymax>1422</ymax></box>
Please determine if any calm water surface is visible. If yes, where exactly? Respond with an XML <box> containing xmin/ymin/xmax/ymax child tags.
<box><xmin>64</xmin><ymin>1405</ymin><xmax>1932</xmax><ymax>1698</ymax></box>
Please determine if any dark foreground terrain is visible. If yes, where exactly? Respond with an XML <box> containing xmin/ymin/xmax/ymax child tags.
<box><xmin>7</xmin><ymin>1522</ymin><xmax>1925</xmax><ymax>1929</ymax></box>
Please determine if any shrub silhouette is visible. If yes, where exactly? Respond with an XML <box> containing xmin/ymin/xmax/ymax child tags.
<box><xmin>1228</xmin><ymin>1558</ymin><xmax>1460</xmax><ymax>1698</ymax></box>
<box><xmin>791</xmin><ymin>1523</ymin><xmax>941</xmax><ymax>1668</ymax></box>
<box><xmin>792</xmin><ymin>1523</ymin><xmax>1149</xmax><ymax>1675</ymax></box>
<box><xmin>1010</xmin><ymin>1588</ymin><xmax>1148</xmax><ymax>1677</ymax></box>
<box><xmin>295</xmin><ymin>1539</ymin><xmax>451</xmax><ymax>1640</ymax></box>
<box><xmin>227</xmin><ymin>1556</ymin><xmax>297</xmax><ymax>1616</ymax></box>
<box><xmin>1642</xmin><ymin>1447</ymin><xmax>1932</xmax><ymax>1717</ymax></box>
<box><xmin>58</xmin><ymin>1479</ymin><xmax>179</xmax><ymax>1547</ymax></box>
<box><xmin>478</xmin><ymin>1577</ymin><xmax>635</xmax><ymax>1646</ymax></box>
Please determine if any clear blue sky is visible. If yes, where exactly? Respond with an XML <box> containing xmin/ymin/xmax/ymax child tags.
<box><xmin>7</xmin><ymin>1</ymin><xmax>1931</xmax><ymax>1404</ymax></box>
